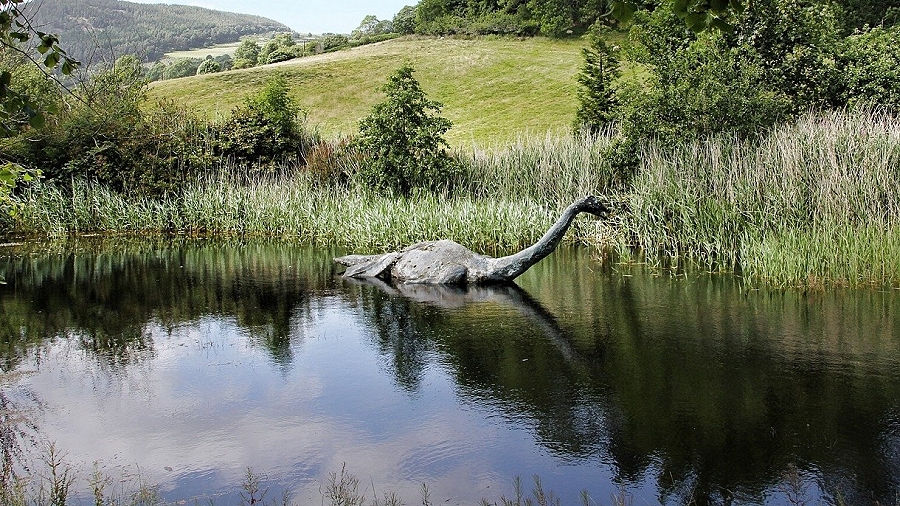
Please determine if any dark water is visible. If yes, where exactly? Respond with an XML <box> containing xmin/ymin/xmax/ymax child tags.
<box><xmin>1</xmin><ymin>239</ymin><xmax>899</xmax><ymax>505</ymax></box>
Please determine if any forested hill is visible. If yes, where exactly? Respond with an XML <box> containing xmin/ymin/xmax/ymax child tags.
<box><xmin>22</xmin><ymin>0</ymin><xmax>291</xmax><ymax>64</ymax></box>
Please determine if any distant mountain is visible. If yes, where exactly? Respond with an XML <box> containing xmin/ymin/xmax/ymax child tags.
<box><xmin>22</xmin><ymin>0</ymin><xmax>291</xmax><ymax>64</ymax></box>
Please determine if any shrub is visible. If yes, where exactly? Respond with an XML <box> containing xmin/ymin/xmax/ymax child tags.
<box><xmin>304</xmin><ymin>137</ymin><xmax>361</xmax><ymax>187</ymax></box>
<box><xmin>393</xmin><ymin>6</ymin><xmax>418</xmax><ymax>35</ymax></box>
<box><xmin>352</xmin><ymin>65</ymin><xmax>458</xmax><ymax>197</ymax></box>
<box><xmin>730</xmin><ymin>0</ymin><xmax>844</xmax><ymax>110</ymax></box>
<box><xmin>162</xmin><ymin>58</ymin><xmax>201</xmax><ymax>80</ymax></box>
<box><xmin>618</xmin><ymin>40</ymin><xmax>792</xmax><ymax>140</ymax></box>
<box><xmin>258</xmin><ymin>33</ymin><xmax>300</xmax><ymax>65</ymax></box>
<box><xmin>215</xmin><ymin>75</ymin><xmax>314</xmax><ymax>167</ymax></box>
<box><xmin>840</xmin><ymin>25</ymin><xmax>900</xmax><ymax>111</ymax></box>
<box><xmin>234</xmin><ymin>38</ymin><xmax>261</xmax><ymax>66</ymax></box>
<box><xmin>196</xmin><ymin>58</ymin><xmax>222</xmax><ymax>75</ymax></box>
<box><xmin>17</xmin><ymin>57</ymin><xmax>215</xmax><ymax>196</ymax></box>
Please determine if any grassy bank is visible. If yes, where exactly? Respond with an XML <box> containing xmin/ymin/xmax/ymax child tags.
<box><xmin>6</xmin><ymin>109</ymin><xmax>900</xmax><ymax>288</ymax></box>
<box><xmin>148</xmin><ymin>36</ymin><xmax>587</xmax><ymax>147</ymax></box>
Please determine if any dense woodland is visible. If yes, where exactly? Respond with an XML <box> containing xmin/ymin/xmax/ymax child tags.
<box><xmin>398</xmin><ymin>0</ymin><xmax>898</xmax><ymax>36</ymax></box>
<box><xmin>21</xmin><ymin>0</ymin><xmax>289</xmax><ymax>63</ymax></box>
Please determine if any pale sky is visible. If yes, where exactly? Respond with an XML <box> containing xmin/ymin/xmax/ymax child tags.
<box><xmin>129</xmin><ymin>0</ymin><xmax>414</xmax><ymax>34</ymax></box>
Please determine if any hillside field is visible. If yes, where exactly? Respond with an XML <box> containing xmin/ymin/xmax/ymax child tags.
<box><xmin>148</xmin><ymin>37</ymin><xmax>591</xmax><ymax>147</ymax></box>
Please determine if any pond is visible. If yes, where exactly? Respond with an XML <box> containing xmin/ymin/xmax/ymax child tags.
<box><xmin>1</xmin><ymin>239</ymin><xmax>899</xmax><ymax>505</ymax></box>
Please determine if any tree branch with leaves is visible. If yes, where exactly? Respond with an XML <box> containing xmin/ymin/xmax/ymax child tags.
<box><xmin>1</xmin><ymin>0</ymin><xmax>79</xmax><ymax>218</ymax></box>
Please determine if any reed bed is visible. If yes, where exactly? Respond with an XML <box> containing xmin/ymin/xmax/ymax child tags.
<box><xmin>459</xmin><ymin>128</ymin><xmax>621</xmax><ymax>204</ymax></box>
<box><xmin>620</xmin><ymin>108</ymin><xmax>900</xmax><ymax>286</ymax></box>
<box><xmin>7</xmin><ymin>108</ymin><xmax>900</xmax><ymax>288</ymax></box>
<box><xmin>9</xmin><ymin>174</ymin><xmax>568</xmax><ymax>255</ymax></box>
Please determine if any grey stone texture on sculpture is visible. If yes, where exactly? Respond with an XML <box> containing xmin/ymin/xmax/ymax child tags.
<box><xmin>334</xmin><ymin>195</ymin><xmax>612</xmax><ymax>285</ymax></box>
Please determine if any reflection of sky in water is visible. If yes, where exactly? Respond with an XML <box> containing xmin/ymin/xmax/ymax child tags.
<box><xmin>4</xmin><ymin>243</ymin><xmax>900</xmax><ymax>506</ymax></box>
<box><xmin>19</xmin><ymin>299</ymin><xmax>622</xmax><ymax>505</ymax></box>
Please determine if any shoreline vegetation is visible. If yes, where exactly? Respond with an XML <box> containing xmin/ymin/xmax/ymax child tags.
<box><xmin>5</xmin><ymin>108</ymin><xmax>899</xmax><ymax>289</ymax></box>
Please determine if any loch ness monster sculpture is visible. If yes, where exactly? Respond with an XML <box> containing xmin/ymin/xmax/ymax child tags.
<box><xmin>334</xmin><ymin>195</ymin><xmax>612</xmax><ymax>285</ymax></box>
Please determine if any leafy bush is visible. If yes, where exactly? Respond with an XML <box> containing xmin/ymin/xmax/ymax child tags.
<box><xmin>304</xmin><ymin>138</ymin><xmax>361</xmax><ymax>187</ymax></box>
<box><xmin>16</xmin><ymin>56</ymin><xmax>215</xmax><ymax>196</ymax></box>
<box><xmin>318</xmin><ymin>34</ymin><xmax>349</xmax><ymax>52</ymax></box>
<box><xmin>840</xmin><ymin>25</ymin><xmax>900</xmax><ymax>111</ymax></box>
<box><xmin>618</xmin><ymin>40</ymin><xmax>792</xmax><ymax>140</ymax></box>
<box><xmin>729</xmin><ymin>0</ymin><xmax>843</xmax><ymax>109</ymax></box>
<box><xmin>162</xmin><ymin>58</ymin><xmax>202</xmax><ymax>80</ymax></box>
<box><xmin>234</xmin><ymin>38</ymin><xmax>261</xmax><ymax>66</ymax></box>
<box><xmin>393</xmin><ymin>6</ymin><xmax>418</xmax><ymax>35</ymax></box>
<box><xmin>258</xmin><ymin>33</ymin><xmax>302</xmax><ymax>65</ymax></box>
<box><xmin>196</xmin><ymin>58</ymin><xmax>222</xmax><ymax>75</ymax></box>
<box><xmin>214</xmin><ymin>75</ymin><xmax>314</xmax><ymax>167</ymax></box>
<box><xmin>353</xmin><ymin>65</ymin><xmax>458</xmax><ymax>196</ymax></box>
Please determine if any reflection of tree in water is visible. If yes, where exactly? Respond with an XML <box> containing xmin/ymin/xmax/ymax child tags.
<box><xmin>346</xmin><ymin>249</ymin><xmax>900</xmax><ymax>506</ymax></box>
<box><xmin>0</xmin><ymin>239</ymin><xmax>340</xmax><ymax>371</ymax></box>
<box><xmin>342</xmin><ymin>278</ymin><xmax>438</xmax><ymax>392</ymax></box>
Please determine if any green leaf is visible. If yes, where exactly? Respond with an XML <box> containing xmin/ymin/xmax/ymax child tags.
<box><xmin>0</xmin><ymin>172</ymin><xmax>16</xmax><ymax>186</ymax></box>
<box><xmin>685</xmin><ymin>12</ymin><xmax>709</xmax><ymax>32</ymax></box>
<box><xmin>44</xmin><ymin>52</ymin><xmax>60</xmax><ymax>68</ymax></box>
<box><xmin>709</xmin><ymin>16</ymin><xmax>734</xmax><ymax>32</ymax></box>
<box><xmin>672</xmin><ymin>0</ymin><xmax>690</xmax><ymax>18</ymax></box>
<box><xmin>729</xmin><ymin>0</ymin><xmax>745</xmax><ymax>14</ymax></box>
<box><xmin>9</xmin><ymin>31</ymin><xmax>28</xmax><ymax>42</ymax></box>
<box><xmin>611</xmin><ymin>1</ymin><xmax>639</xmax><ymax>24</ymax></box>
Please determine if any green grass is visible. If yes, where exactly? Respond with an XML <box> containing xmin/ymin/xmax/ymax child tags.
<box><xmin>148</xmin><ymin>36</ymin><xmax>586</xmax><ymax>147</ymax></box>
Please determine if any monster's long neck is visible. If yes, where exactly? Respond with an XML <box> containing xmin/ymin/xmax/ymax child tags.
<box><xmin>488</xmin><ymin>201</ymin><xmax>585</xmax><ymax>282</ymax></box>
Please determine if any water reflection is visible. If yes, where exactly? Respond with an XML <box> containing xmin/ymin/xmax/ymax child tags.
<box><xmin>0</xmin><ymin>239</ymin><xmax>898</xmax><ymax>505</ymax></box>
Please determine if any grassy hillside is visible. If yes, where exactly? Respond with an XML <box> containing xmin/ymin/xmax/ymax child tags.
<box><xmin>148</xmin><ymin>37</ymin><xmax>588</xmax><ymax>147</ymax></box>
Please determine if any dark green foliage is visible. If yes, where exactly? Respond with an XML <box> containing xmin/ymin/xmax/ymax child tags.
<box><xmin>353</xmin><ymin>65</ymin><xmax>458</xmax><ymax>197</ymax></box>
<box><xmin>837</xmin><ymin>0</ymin><xmax>900</xmax><ymax>31</ymax></box>
<box><xmin>730</xmin><ymin>0</ymin><xmax>843</xmax><ymax>110</ymax></box>
<box><xmin>20</xmin><ymin>0</ymin><xmax>289</xmax><ymax>64</ymax></box>
<box><xmin>22</xmin><ymin>58</ymin><xmax>215</xmax><ymax>196</ymax></box>
<box><xmin>233</xmin><ymin>38</ymin><xmax>261</xmax><ymax>69</ymax></box>
<box><xmin>318</xmin><ymin>34</ymin><xmax>350</xmax><ymax>52</ymax></box>
<box><xmin>196</xmin><ymin>58</ymin><xmax>222</xmax><ymax>75</ymax></box>
<box><xmin>351</xmin><ymin>15</ymin><xmax>394</xmax><ymax>40</ymax></box>
<box><xmin>393</xmin><ymin>6</ymin><xmax>419</xmax><ymax>34</ymax></box>
<box><xmin>611</xmin><ymin>0</ymin><xmax>881</xmax><ymax>140</ymax></box>
<box><xmin>574</xmin><ymin>26</ymin><xmax>621</xmax><ymax>133</ymax></box>
<box><xmin>258</xmin><ymin>33</ymin><xmax>303</xmax><ymax>65</ymax></box>
<box><xmin>412</xmin><ymin>0</ymin><xmax>602</xmax><ymax>36</ymax></box>
<box><xmin>840</xmin><ymin>26</ymin><xmax>900</xmax><ymax>111</ymax></box>
<box><xmin>215</xmin><ymin>76</ymin><xmax>312</xmax><ymax>167</ymax></box>
<box><xmin>162</xmin><ymin>58</ymin><xmax>202</xmax><ymax>80</ymax></box>
<box><xmin>618</xmin><ymin>38</ymin><xmax>792</xmax><ymax>140</ymax></box>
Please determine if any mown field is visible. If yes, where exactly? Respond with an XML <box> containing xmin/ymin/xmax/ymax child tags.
<box><xmin>149</xmin><ymin>36</ymin><xmax>591</xmax><ymax>147</ymax></box>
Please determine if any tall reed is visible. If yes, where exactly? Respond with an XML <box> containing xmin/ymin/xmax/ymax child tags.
<box><xmin>9</xmin><ymin>173</ymin><xmax>572</xmax><ymax>255</ymax></box>
<box><xmin>622</xmin><ymin>108</ymin><xmax>900</xmax><ymax>286</ymax></box>
<box><xmin>8</xmin><ymin>108</ymin><xmax>900</xmax><ymax>287</ymax></box>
